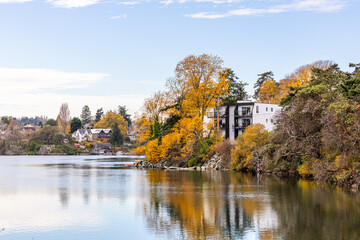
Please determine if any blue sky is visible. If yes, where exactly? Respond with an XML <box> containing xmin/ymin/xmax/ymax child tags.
<box><xmin>0</xmin><ymin>0</ymin><xmax>359</xmax><ymax>118</ymax></box>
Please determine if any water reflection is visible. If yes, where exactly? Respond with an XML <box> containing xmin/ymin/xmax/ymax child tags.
<box><xmin>142</xmin><ymin>170</ymin><xmax>360</xmax><ymax>240</ymax></box>
<box><xmin>0</xmin><ymin>156</ymin><xmax>358</xmax><ymax>240</ymax></box>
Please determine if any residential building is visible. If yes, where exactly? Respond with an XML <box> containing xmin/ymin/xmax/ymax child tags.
<box><xmin>72</xmin><ymin>128</ymin><xmax>112</xmax><ymax>142</ymax></box>
<box><xmin>72</xmin><ymin>129</ymin><xmax>92</xmax><ymax>142</ymax></box>
<box><xmin>207</xmin><ymin>101</ymin><xmax>281</xmax><ymax>140</ymax></box>
<box><xmin>23</xmin><ymin>124</ymin><xmax>36</xmax><ymax>132</ymax></box>
<box><xmin>91</xmin><ymin>129</ymin><xmax>112</xmax><ymax>140</ymax></box>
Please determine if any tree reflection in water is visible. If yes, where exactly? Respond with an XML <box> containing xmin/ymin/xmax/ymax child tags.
<box><xmin>142</xmin><ymin>170</ymin><xmax>360</xmax><ymax>240</ymax></box>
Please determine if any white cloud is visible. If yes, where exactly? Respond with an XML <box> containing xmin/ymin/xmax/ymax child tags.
<box><xmin>0</xmin><ymin>0</ymin><xmax>32</xmax><ymax>2</ymax></box>
<box><xmin>0</xmin><ymin>67</ymin><xmax>109</xmax><ymax>93</ymax></box>
<box><xmin>186</xmin><ymin>0</ymin><xmax>346</xmax><ymax>18</ymax></box>
<box><xmin>46</xmin><ymin>0</ymin><xmax>99</xmax><ymax>8</ymax></box>
<box><xmin>117</xmin><ymin>1</ymin><xmax>140</xmax><ymax>5</ymax></box>
<box><xmin>110</xmin><ymin>14</ymin><xmax>127</xmax><ymax>19</ymax></box>
<box><xmin>0</xmin><ymin>67</ymin><xmax>145</xmax><ymax>117</ymax></box>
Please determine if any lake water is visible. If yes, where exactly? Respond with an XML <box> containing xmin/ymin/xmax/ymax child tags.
<box><xmin>0</xmin><ymin>156</ymin><xmax>359</xmax><ymax>240</ymax></box>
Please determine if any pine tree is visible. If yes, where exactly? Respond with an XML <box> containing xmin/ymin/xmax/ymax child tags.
<box><xmin>110</xmin><ymin>123</ymin><xmax>123</xmax><ymax>146</ymax></box>
<box><xmin>80</xmin><ymin>105</ymin><xmax>92</xmax><ymax>125</ymax></box>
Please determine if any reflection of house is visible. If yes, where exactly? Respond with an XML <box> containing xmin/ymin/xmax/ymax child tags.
<box><xmin>207</xmin><ymin>101</ymin><xmax>281</xmax><ymax>140</ymax></box>
<box><xmin>72</xmin><ymin>129</ymin><xmax>92</xmax><ymax>142</ymax></box>
<box><xmin>23</xmin><ymin>124</ymin><xmax>35</xmax><ymax>132</ymax></box>
<box><xmin>91</xmin><ymin>129</ymin><xmax>112</xmax><ymax>140</ymax></box>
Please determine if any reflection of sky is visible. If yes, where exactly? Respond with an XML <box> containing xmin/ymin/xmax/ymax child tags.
<box><xmin>0</xmin><ymin>156</ymin><xmax>155</xmax><ymax>240</ymax></box>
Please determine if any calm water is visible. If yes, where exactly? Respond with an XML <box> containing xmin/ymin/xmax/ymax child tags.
<box><xmin>0</xmin><ymin>156</ymin><xmax>359</xmax><ymax>240</ymax></box>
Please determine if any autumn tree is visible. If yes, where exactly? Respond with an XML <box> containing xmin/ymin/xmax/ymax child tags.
<box><xmin>57</xmin><ymin>103</ymin><xmax>70</xmax><ymax>134</ymax></box>
<box><xmin>231</xmin><ymin>124</ymin><xmax>270</xmax><ymax>171</ymax></box>
<box><xmin>136</xmin><ymin>54</ymin><xmax>228</xmax><ymax>164</ymax></box>
<box><xmin>94</xmin><ymin>112</ymin><xmax>128</xmax><ymax>135</ymax></box>
<box><xmin>174</xmin><ymin>54</ymin><xmax>228</xmax><ymax>120</ymax></box>
<box><xmin>80</xmin><ymin>105</ymin><xmax>92</xmax><ymax>125</ymax></box>
<box><xmin>254</xmin><ymin>71</ymin><xmax>274</xmax><ymax>99</ymax></box>
<box><xmin>258</xmin><ymin>79</ymin><xmax>280</xmax><ymax>104</ymax></box>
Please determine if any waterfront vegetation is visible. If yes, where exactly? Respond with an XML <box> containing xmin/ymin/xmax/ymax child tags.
<box><xmin>1</xmin><ymin>53</ymin><xmax>360</xmax><ymax>188</ymax></box>
<box><xmin>0</xmin><ymin>104</ymin><xmax>132</xmax><ymax>155</ymax></box>
<box><xmin>134</xmin><ymin>54</ymin><xmax>360</xmax><ymax>188</ymax></box>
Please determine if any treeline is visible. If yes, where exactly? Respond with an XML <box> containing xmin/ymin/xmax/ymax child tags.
<box><xmin>0</xmin><ymin>103</ymin><xmax>133</xmax><ymax>155</ymax></box>
<box><xmin>135</xmin><ymin>53</ymin><xmax>360</xmax><ymax>187</ymax></box>
<box><xmin>234</xmin><ymin>63</ymin><xmax>360</xmax><ymax>187</ymax></box>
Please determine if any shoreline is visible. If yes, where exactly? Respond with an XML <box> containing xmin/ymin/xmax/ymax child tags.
<box><xmin>133</xmin><ymin>159</ymin><xmax>360</xmax><ymax>191</ymax></box>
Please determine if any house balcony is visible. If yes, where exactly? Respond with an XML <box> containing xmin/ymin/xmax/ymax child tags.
<box><xmin>233</xmin><ymin>123</ymin><xmax>250</xmax><ymax>130</ymax></box>
<box><xmin>234</xmin><ymin>111</ymin><xmax>252</xmax><ymax>118</ymax></box>
<box><xmin>208</xmin><ymin>111</ymin><xmax>226</xmax><ymax>118</ymax></box>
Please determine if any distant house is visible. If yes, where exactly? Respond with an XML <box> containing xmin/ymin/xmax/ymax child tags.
<box><xmin>91</xmin><ymin>129</ymin><xmax>112</xmax><ymax>140</ymax></box>
<box><xmin>72</xmin><ymin>129</ymin><xmax>92</xmax><ymax>142</ymax></box>
<box><xmin>127</xmin><ymin>129</ymin><xmax>138</xmax><ymax>142</ymax></box>
<box><xmin>93</xmin><ymin>142</ymin><xmax>112</xmax><ymax>154</ymax></box>
<box><xmin>23</xmin><ymin>124</ymin><xmax>35</xmax><ymax>132</ymax></box>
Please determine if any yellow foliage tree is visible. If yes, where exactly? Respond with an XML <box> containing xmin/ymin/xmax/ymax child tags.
<box><xmin>94</xmin><ymin>112</ymin><xmax>128</xmax><ymax>135</ymax></box>
<box><xmin>145</xmin><ymin>139</ymin><xmax>161</xmax><ymax>162</ymax></box>
<box><xmin>231</xmin><ymin>124</ymin><xmax>270</xmax><ymax>170</ymax></box>
<box><xmin>258</xmin><ymin>79</ymin><xmax>280</xmax><ymax>104</ymax></box>
<box><xmin>258</xmin><ymin>60</ymin><xmax>332</xmax><ymax>104</ymax></box>
<box><xmin>135</xmin><ymin>54</ymin><xmax>229</xmax><ymax>163</ymax></box>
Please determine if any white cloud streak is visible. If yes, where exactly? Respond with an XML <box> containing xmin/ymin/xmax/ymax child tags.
<box><xmin>0</xmin><ymin>67</ymin><xmax>145</xmax><ymax>117</ymax></box>
<box><xmin>46</xmin><ymin>0</ymin><xmax>99</xmax><ymax>8</ymax></box>
<box><xmin>117</xmin><ymin>1</ymin><xmax>140</xmax><ymax>5</ymax></box>
<box><xmin>0</xmin><ymin>0</ymin><xmax>32</xmax><ymax>3</ymax></box>
<box><xmin>110</xmin><ymin>14</ymin><xmax>127</xmax><ymax>19</ymax></box>
<box><xmin>186</xmin><ymin>0</ymin><xmax>346</xmax><ymax>19</ymax></box>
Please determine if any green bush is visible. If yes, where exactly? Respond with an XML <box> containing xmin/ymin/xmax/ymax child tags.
<box><xmin>187</xmin><ymin>157</ymin><xmax>198</xmax><ymax>167</ymax></box>
<box><xmin>54</xmin><ymin>145</ymin><xmax>78</xmax><ymax>155</ymax></box>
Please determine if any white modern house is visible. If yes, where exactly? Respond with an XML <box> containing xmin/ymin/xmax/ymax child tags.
<box><xmin>72</xmin><ymin>129</ymin><xmax>92</xmax><ymax>142</ymax></box>
<box><xmin>207</xmin><ymin>101</ymin><xmax>281</xmax><ymax>140</ymax></box>
<box><xmin>72</xmin><ymin>128</ymin><xmax>112</xmax><ymax>142</ymax></box>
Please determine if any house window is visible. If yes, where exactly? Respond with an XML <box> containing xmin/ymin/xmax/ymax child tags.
<box><xmin>266</xmin><ymin>119</ymin><xmax>268</xmax><ymax>123</ymax></box>
<box><xmin>271</xmin><ymin>119</ymin><xmax>274</xmax><ymax>123</ymax></box>
<box><xmin>242</xmin><ymin>107</ymin><xmax>251</xmax><ymax>116</ymax></box>
<box><xmin>256</xmin><ymin>106</ymin><xmax>259</xmax><ymax>113</ymax></box>
<box><xmin>266</xmin><ymin>107</ymin><xmax>268</xmax><ymax>112</ymax></box>
<box><xmin>242</xmin><ymin>119</ymin><xmax>251</xmax><ymax>128</ymax></box>
<box><xmin>271</xmin><ymin>108</ymin><xmax>273</xmax><ymax>112</ymax></box>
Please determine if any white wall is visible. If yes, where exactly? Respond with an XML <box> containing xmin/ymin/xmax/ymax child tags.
<box><xmin>252</xmin><ymin>103</ymin><xmax>281</xmax><ymax>131</ymax></box>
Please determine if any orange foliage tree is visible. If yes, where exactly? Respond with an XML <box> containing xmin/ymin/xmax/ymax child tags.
<box><xmin>94</xmin><ymin>112</ymin><xmax>128</xmax><ymax>135</ymax></box>
<box><xmin>135</xmin><ymin>54</ymin><xmax>229</xmax><ymax>163</ymax></box>
<box><xmin>258</xmin><ymin>60</ymin><xmax>332</xmax><ymax>104</ymax></box>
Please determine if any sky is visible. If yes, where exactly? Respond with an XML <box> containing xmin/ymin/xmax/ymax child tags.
<box><xmin>0</xmin><ymin>0</ymin><xmax>359</xmax><ymax>119</ymax></box>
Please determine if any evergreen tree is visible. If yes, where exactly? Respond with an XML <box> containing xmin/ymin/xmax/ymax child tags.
<box><xmin>254</xmin><ymin>71</ymin><xmax>274</xmax><ymax>99</ymax></box>
<box><xmin>221</xmin><ymin>68</ymin><xmax>248</xmax><ymax>103</ymax></box>
<box><xmin>110</xmin><ymin>123</ymin><xmax>123</xmax><ymax>146</ymax></box>
<box><xmin>70</xmin><ymin>117</ymin><xmax>82</xmax><ymax>133</ymax></box>
<box><xmin>117</xmin><ymin>105</ymin><xmax>132</xmax><ymax>126</ymax></box>
<box><xmin>80</xmin><ymin>105</ymin><xmax>92</xmax><ymax>125</ymax></box>
<box><xmin>95</xmin><ymin>108</ymin><xmax>104</xmax><ymax>123</ymax></box>
<box><xmin>46</xmin><ymin>118</ymin><xmax>57</xmax><ymax>126</ymax></box>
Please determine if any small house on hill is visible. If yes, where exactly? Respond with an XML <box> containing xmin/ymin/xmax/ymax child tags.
<box><xmin>72</xmin><ymin>129</ymin><xmax>92</xmax><ymax>142</ymax></box>
<box><xmin>91</xmin><ymin>129</ymin><xmax>111</xmax><ymax>140</ymax></box>
<box><xmin>23</xmin><ymin>124</ymin><xmax>35</xmax><ymax>132</ymax></box>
